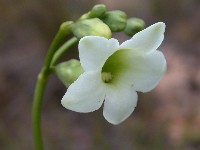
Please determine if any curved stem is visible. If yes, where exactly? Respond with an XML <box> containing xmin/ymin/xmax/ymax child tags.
<box><xmin>32</xmin><ymin>28</ymin><xmax>69</xmax><ymax>150</ymax></box>
<box><xmin>32</xmin><ymin>72</ymin><xmax>48</xmax><ymax>150</ymax></box>
<box><xmin>51</xmin><ymin>37</ymin><xmax>78</xmax><ymax>66</ymax></box>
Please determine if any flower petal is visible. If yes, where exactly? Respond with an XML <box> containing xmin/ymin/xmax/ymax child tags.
<box><xmin>103</xmin><ymin>85</ymin><xmax>138</xmax><ymax>125</ymax></box>
<box><xmin>61</xmin><ymin>70</ymin><xmax>106</xmax><ymax>113</ymax></box>
<box><xmin>119</xmin><ymin>50</ymin><xmax>166</xmax><ymax>92</ymax></box>
<box><xmin>120</xmin><ymin>22</ymin><xmax>165</xmax><ymax>54</ymax></box>
<box><xmin>78</xmin><ymin>36</ymin><xmax>119</xmax><ymax>71</ymax></box>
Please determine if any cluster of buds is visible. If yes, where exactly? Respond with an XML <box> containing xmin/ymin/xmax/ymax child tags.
<box><xmin>69</xmin><ymin>4</ymin><xmax>146</xmax><ymax>39</ymax></box>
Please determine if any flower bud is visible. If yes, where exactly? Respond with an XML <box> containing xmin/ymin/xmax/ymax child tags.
<box><xmin>90</xmin><ymin>4</ymin><xmax>106</xmax><ymax>18</ymax></box>
<box><xmin>124</xmin><ymin>18</ymin><xmax>146</xmax><ymax>36</ymax></box>
<box><xmin>60</xmin><ymin>21</ymin><xmax>74</xmax><ymax>34</ymax></box>
<box><xmin>55</xmin><ymin>59</ymin><xmax>84</xmax><ymax>87</ymax></box>
<box><xmin>79</xmin><ymin>4</ymin><xmax>106</xmax><ymax>20</ymax></box>
<box><xmin>71</xmin><ymin>18</ymin><xmax>112</xmax><ymax>39</ymax></box>
<box><xmin>103</xmin><ymin>10</ymin><xmax>127</xmax><ymax>32</ymax></box>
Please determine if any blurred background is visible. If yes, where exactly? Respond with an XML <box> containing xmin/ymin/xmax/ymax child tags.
<box><xmin>0</xmin><ymin>0</ymin><xmax>200</xmax><ymax>149</ymax></box>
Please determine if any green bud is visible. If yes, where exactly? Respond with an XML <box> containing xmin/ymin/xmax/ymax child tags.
<box><xmin>124</xmin><ymin>18</ymin><xmax>146</xmax><ymax>36</ymax></box>
<box><xmin>79</xmin><ymin>12</ymin><xmax>91</xmax><ymax>20</ymax></box>
<box><xmin>90</xmin><ymin>4</ymin><xmax>106</xmax><ymax>18</ymax></box>
<box><xmin>79</xmin><ymin>4</ymin><xmax>106</xmax><ymax>20</ymax></box>
<box><xmin>103</xmin><ymin>10</ymin><xmax>127</xmax><ymax>32</ymax></box>
<box><xmin>71</xmin><ymin>18</ymin><xmax>112</xmax><ymax>39</ymax></box>
<box><xmin>55</xmin><ymin>59</ymin><xmax>84</xmax><ymax>87</ymax></box>
<box><xmin>60</xmin><ymin>21</ymin><xmax>74</xmax><ymax>34</ymax></box>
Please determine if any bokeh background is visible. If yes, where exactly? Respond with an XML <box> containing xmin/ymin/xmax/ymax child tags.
<box><xmin>0</xmin><ymin>0</ymin><xmax>200</xmax><ymax>149</ymax></box>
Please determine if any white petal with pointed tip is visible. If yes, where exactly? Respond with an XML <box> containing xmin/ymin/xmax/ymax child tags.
<box><xmin>103</xmin><ymin>85</ymin><xmax>138</xmax><ymax>125</ymax></box>
<box><xmin>79</xmin><ymin>36</ymin><xmax>119</xmax><ymax>71</ymax></box>
<box><xmin>120</xmin><ymin>22</ymin><xmax>165</xmax><ymax>54</ymax></box>
<box><xmin>118</xmin><ymin>50</ymin><xmax>166</xmax><ymax>92</ymax></box>
<box><xmin>61</xmin><ymin>70</ymin><xmax>106</xmax><ymax>113</ymax></box>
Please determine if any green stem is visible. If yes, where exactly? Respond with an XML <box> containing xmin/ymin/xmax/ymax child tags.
<box><xmin>32</xmin><ymin>26</ymin><xmax>70</xmax><ymax>150</ymax></box>
<box><xmin>32</xmin><ymin>71</ymin><xmax>48</xmax><ymax>150</ymax></box>
<box><xmin>51</xmin><ymin>37</ymin><xmax>78</xmax><ymax>66</ymax></box>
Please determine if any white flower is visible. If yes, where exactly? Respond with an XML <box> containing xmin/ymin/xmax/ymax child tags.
<box><xmin>61</xmin><ymin>22</ymin><xmax>166</xmax><ymax>125</ymax></box>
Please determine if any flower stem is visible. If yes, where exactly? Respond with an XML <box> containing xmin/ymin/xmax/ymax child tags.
<box><xmin>51</xmin><ymin>37</ymin><xmax>78</xmax><ymax>66</ymax></box>
<box><xmin>32</xmin><ymin>25</ymin><xmax>72</xmax><ymax>150</ymax></box>
<box><xmin>32</xmin><ymin>71</ymin><xmax>48</xmax><ymax>150</ymax></box>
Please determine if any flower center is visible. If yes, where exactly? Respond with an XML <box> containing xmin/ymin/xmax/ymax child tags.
<box><xmin>101</xmin><ymin>72</ymin><xmax>112</xmax><ymax>83</ymax></box>
<box><xmin>102</xmin><ymin>49</ymin><xmax>129</xmax><ymax>84</ymax></box>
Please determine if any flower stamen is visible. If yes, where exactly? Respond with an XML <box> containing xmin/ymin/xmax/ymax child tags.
<box><xmin>101</xmin><ymin>72</ymin><xmax>112</xmax><ymax>83</ymax></box>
